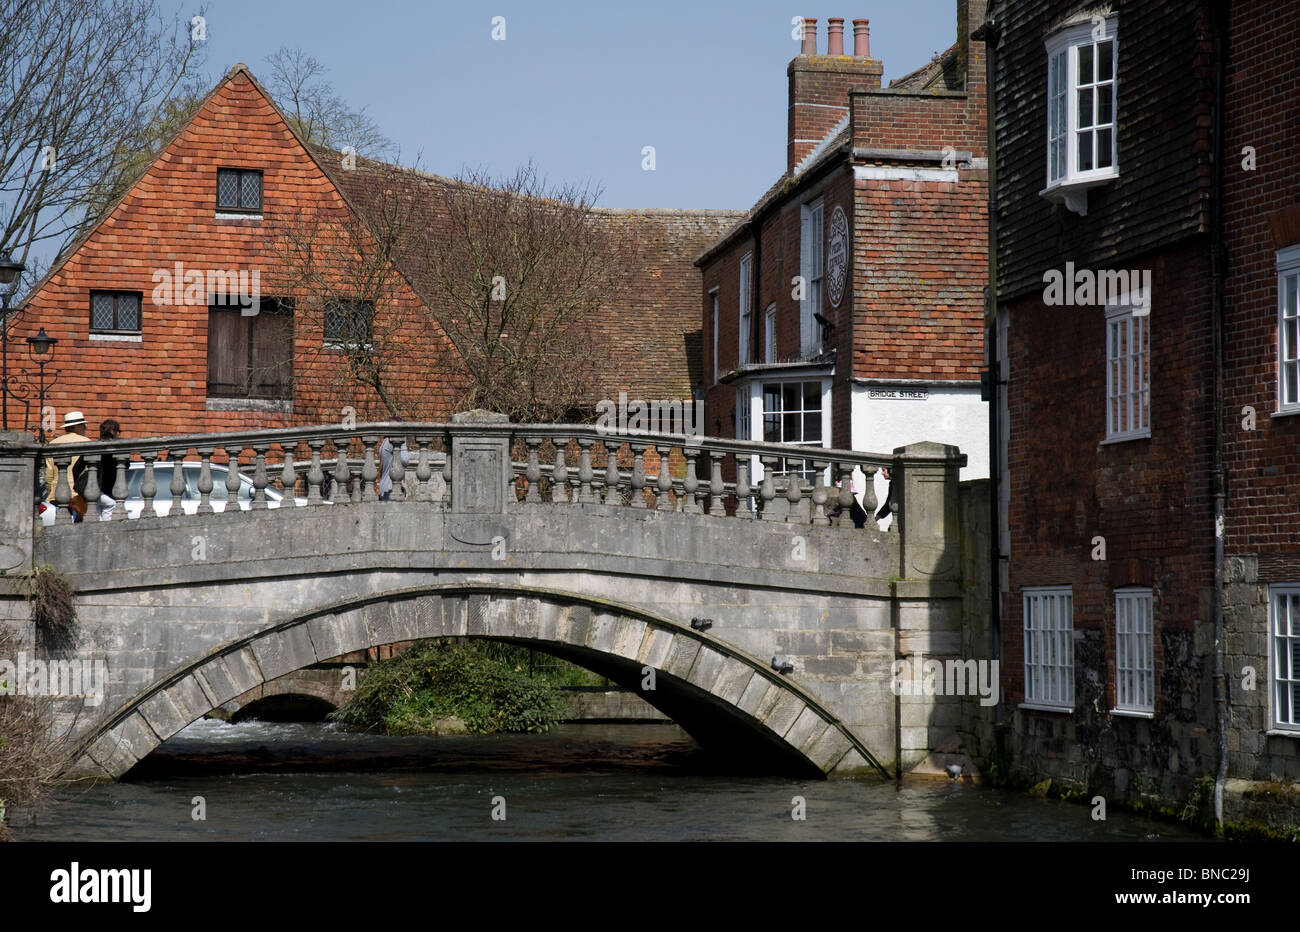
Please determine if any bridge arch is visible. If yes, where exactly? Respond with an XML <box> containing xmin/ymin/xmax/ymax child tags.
<box><xmin>65</xmin><ymin>585</ymin><xmax>885</xmax><ymax>780</ymax></box>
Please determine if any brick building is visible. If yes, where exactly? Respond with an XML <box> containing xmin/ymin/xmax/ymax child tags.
<box><xmin>989</xmin><ymin>0</ymin><xmax>1300</xmax><ymax>828</ymax></box>
<box><xmin>695</xmin><ymin>2</ymin><xmax>989</xmax><ymax>501</ymax></box>
<box><xmin>12</xmin><ymin>65</ymin><xmax>741</xmax><ymax>438</ymax></box>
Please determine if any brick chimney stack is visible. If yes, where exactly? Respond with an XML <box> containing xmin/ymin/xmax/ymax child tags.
<box><xmin>788</xmin><ymin>15</ymin><xmax>883</xmax><ymax>173</ymax></box>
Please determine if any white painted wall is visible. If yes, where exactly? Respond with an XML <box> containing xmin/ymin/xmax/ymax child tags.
<box><xmin>850</xmin><ymin>383</ymin><xmax>989</xmax><ymax>523</ymax></box>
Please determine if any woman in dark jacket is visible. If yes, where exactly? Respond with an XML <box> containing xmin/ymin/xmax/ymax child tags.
<box><xmin>97</xmin><ymin>419</ymin><xmax>121</xmax><ymax>519</ymax></box>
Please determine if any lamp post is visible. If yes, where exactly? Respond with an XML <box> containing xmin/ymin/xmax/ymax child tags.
<box><xmin>25</xmin><ymin>327</ymin><xmax>57</xmax><ymax>442</ymax></box>
<box><xmin>0</xmin><ymin>251</ymin><xmax>26</xmax><ymax>432</ymax></box>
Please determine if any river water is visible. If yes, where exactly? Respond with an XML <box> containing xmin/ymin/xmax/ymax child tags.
<box><xmin>13</xmin><ymin>720</ymin><xmax>1205</xmax><ymax>842</ymax></box>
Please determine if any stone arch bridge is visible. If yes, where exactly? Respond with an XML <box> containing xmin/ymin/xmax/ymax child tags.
<box><xmin>0</xmin><ymin>413</ymin><xmax>975</xmax><ymax>780</ymax></box>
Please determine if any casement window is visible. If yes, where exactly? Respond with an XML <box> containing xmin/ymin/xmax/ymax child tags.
<box><xmin>1043</xmin><ymin>16</ymin><xmax>1118</xmax><ymax>212</ymax></box>
<box><xmin>324</xmin><ymin>299</ymin><xmax>375</xmax><ymax>348</ymax></box>
<box><xmin>207</xmin><ymin>298</ymin><xmax>292</xmax><ymax>399</ymax></box>
<box><xmin>1105</xmin><ymin>301</ymin><xmax>1149</xmax><ymax>441</ymax></box>
<box><xmin>710</xmin><ymin>290</ymin><xmax>720</xmax><ymax>383</ymax></box>
<box><xmin>761</xmin><ymin>379</ymin><xmax>827</xmax><ymax>480</ymax></box>
<box><xmin>217</xmin><ymin>168</ymin><xmax>263</xmax><ymax>214</ymax></box>
<box><xmin>800</xmin><ymin>198</ymin><xmax>824</xmax><ymax>357</ymax></box>
<box><xmin>1270</xmin><ymin>585</ymin><xmax>1300</xmax><ymax>731</ymax></box>
<box><xmin>1114</xmin><ymin>588</ymin><xmax>1154</xmax><ymax>714</ymax></box>
<box><xmin>764</xmin><ymin>303</ymin><xmax>777</xmax><ymax>364</ymax></box>
<box><xmin>1277</xmin><ymin>245</ymin><xmax>1300</xmax><ymax>413</ymax></box>
<box><xmin>1022</xmin><ymin>586</ymin><xmax>1074</xmax><ymax>709</ymax></box>
<box><xmin>738</xmin><ymin>254</ymin><xmax>753</xmax><ymax>366</ymax></box>
<box><xmin>89</xmin><ymin>290</ymin><xmax>142</xmax><ymax>335</ymax></box>
<box><xmin>735</xmin><ymin>385</ymin><xmax>751</xmax><ymax>442</ymax></box>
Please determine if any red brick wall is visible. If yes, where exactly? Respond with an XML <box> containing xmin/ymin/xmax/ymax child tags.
<box><xmin>1001</xmin><ymin>239</ymin><xmax>1215</xmax><ymax>709</ymax></box>
<box><xmin>17</xmin><ymin>67</ymin><xmax>461</xmax><ymax>441</ymax></box>
<box><xmin>788</xmin><ymin>56</ymin><xmax>883</xmax><ymax>172</ymax></box>
<box><xmin>1221</xmin><ymin>0</ymin><xmax>1300</xmax><ymax>564</ymax></box>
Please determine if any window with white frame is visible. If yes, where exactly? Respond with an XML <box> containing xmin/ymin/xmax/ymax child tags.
<box><xmin>762</xmin><ymin>380</ymin><xmax>825</xmax><ymax>480</ymax></box>
<box><xmin>1114</xmin><ymin>588</ymin><xmax>1154</xmax><ymax>713</ymax></box>
<box><xmin>1105</xmin><ymin>301</ymin><xmax>1149</xmax><ymax>440</ymax></box>
<box><xmin>1023</xmin><ymin>586</ymin><xmax>1074</xmax><ymax>709</ymax></box>
<box><xmin>1277</xmin><ymin>245</ymin><xmax>1300</xmax><ymax>412</ymax></box>
<box><xmin>764</xmin><ymin>303</ymin><xmax>777</xmax><ymax>363</ymax></box>
<box><xmin>800</xmin><ymin>199</ymin><xmax>823</xmax><ymax>357</ymax></box>
<box><xmin>1270</xmin><ymin>584</ymin><xmax>1300</xmax><ymax>731</ymax></box>
<box><xmin>739</xmin><ymin>254</ymin><xmax>753</xmax><ymax>366</ymax></box>
<box><xmin>735</xmin><ymin>385</ymin><xmax>751</xmax><ymax>442</ymax></box>
<box><xmin>1045</xmin><ymin>16</ymin><xmax>1118</xmax><ymax>192</ymax></box>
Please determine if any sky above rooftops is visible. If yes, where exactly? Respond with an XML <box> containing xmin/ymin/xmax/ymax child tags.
<box><xmin>196</xmin><ymin>0</ymin><xmax>960</xmax><ymax>210</ymax></box>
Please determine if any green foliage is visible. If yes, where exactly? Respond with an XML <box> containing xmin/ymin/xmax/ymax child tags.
<box><xmin>331</xmin><ymin>640</ymin><xmax>567</xmax><ymax>735</ymax></box>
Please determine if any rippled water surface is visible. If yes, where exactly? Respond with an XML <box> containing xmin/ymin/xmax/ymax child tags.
<box><xmin>14</xmin><ymin>720</ymin><xmax>1206</xmax><ymax>842</ymax></box>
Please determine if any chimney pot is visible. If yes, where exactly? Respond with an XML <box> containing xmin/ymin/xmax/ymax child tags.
<box><xmin>801</xmin><ymin>18</ymin><xmax>818</xmax><ymax>56</ymax></box>
<box><xmin>827</xmin><ymin>18</ymin><xmax>845</xmax><ymax>55</ymax></box>
<box><xmin>853</xmin><ymin>18</ymin><xmax>870</xmax><ymax>57</ymax></box>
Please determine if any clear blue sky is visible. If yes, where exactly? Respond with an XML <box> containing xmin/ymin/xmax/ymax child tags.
<box><xmin>196</xmin><ymin>0</ymin><xmax>962</xmax><ymax>210</ymax></box>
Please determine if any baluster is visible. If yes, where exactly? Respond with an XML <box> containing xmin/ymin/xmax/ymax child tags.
<box><xmin>83</xmin><ymin>452</ymin><xmax>102</xmax><ymax>520</ymax></box>
<box><xmin>524</xmin><ymin>437</ymin><xmax>542</xmax><ymax>503</ymax></box>
<box><xmin>279</xmin><ymin>448</ymin><xmax>296</xmax><ymax>512</ymax></box>
<box><xmin>708</xmin><ymin>451</ymin><xmax>726</xmax><ymax>516</ymax></box>
<box><xmin>682</xmin><ymin>447</ymin><xmax>701</xmax><ymax>514</ymax></box>
<box><xmin>885</xmin><ymin>469</ymin><xmax>899</xmax><ymax>534</ymax></box>
<box><xmin>629</xmin><ymin>443</ymin><xmax>647</xmax><ymax>509</ymax></box>
<box><xmin>577</xmin><ymin>438</ymin><xmax>595</xmax><ymax>503</ymax></box>
<box><xmin>759</xmin><ymin>456</ymin><xmax>780</xmax><ymax>522</ymax></box>
<box><xmin>306</xmin><ymin>439</ymin><xmax>325</xmax><ymax>504</ymax></box>
<box><xmin>413</xmin><ymin>437</ymin><xmax>432</xmax><ymax>502</ymax></box>
<box><xmin>441</xmin><ymin>432</ymin><xmax>453</xmax><ymax>505</ymax></box>
<box><xmin>169</xmin><ymin>449</ymin><xmax>186</xmax><ymax>515</ymax></box>
<box><xmin>836</xmin><ymin>463</ymin><xmax>856</xmax><ymax>529</ymax></box>
<box><xmin>654</xmin><ymin>444</ymin><xmax>674</xmax><ymax>512</ymax></box>
<box><xmin>196</xmin><ymin>447</ymin><xmax>215</xmax><ymax>514</ymax></box>
<box><xmin>811</xmin><ymin>460</ymin><xmax>830</xmax><ymax>526</ymax></box>
<box><xmin>332</xmin><ymin>440</ymin><xmax>351</xmax><ymax>503</ymax></box>
<box><xmin>110</xmin><ymin>452</ymin><xmax>127</xmax><ymax>521</ymax></box>
<box><xmin>49</xmin><ymin>453</ymin><xmax>71</xmax><ymax>524</ymax></box>
<box><xmin>603</xmin><ymin>440</ymin><xmax>622</xmax><ymax>505</ymax></box>
<box><xmin>251</xmin><ymin>444</ymin><xmax>270</xmax><ymax>509</ymax></box>
<box><xmin>551</xmin><ymin>440</ymin><xmax>569</xmax><ymax>503</ymax></box>
<box><xmin>735</xmin><ymin>457</ymin><xmax>753</xmax><ymax>519</ymax></box>
<box><xmin>361</xmin><ymin>436</ymin><xmax>379</xmax><ymax>502</ymax></box>
<box><xmin>225</xmin><ymin>445</ymin><xmax>243</xmax><ymax>510</ymax></box>
<box><xmin>784</xmin><ymin>457</ymin><xmax>805</xmax><ymax>524</ymax></box>
<box><xmin>141</xmin><ymin>451</ymin><xmax>159</xmax><ymax>519</ymax></box>
<box><xmin>391</xmin><ymin>439</ymin><xmax>408</xmax><ymax>501</ymax></box>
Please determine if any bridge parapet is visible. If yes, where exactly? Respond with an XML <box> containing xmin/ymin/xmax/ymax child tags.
<box><xmin>8</xmin><ymin>415</ymin><xmax>965</xmax><ymax>564</ymax></box>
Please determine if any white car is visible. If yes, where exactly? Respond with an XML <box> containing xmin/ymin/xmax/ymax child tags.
<box><xmin>38</xmin><ymin>461</ymin><xmax>317</xmax><ymax>524</ymax></box>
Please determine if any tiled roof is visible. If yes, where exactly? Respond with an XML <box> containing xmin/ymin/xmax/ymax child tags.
<box><xmin>315</xmin><ymin>149</ymin><xmax>743</xmax><ymax>403</ymax></box>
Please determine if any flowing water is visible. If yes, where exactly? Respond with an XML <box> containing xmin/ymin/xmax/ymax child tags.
<box><xmin>13</xmin><ymin>720</ymin><xmax>1206</xmax><ymax>842</ymax></box>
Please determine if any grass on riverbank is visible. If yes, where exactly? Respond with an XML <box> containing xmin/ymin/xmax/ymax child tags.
<box><xmin>331</xmin><ymin>639</ymin><xmax>575</xmax><ymax>735</ymax></box>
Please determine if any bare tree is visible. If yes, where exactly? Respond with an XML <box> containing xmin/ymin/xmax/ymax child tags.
<box><xmin>269</xmin><ymin>163</ymin><xmax>448</xmax><ymax>421</ymax></box>
<box><xmin>263</xmin><ymin>47</ymin><xmax>393</xmax><ymax>159</ymax></box>
<box><xmin>0</xmin><ymin>0</ymin><xmax>206</xmax><ymax>290</ymax></box>
<box><xmin>421</xmin><ymin>163</ymin><xmax>618</xmax><ymax>423</ymax></box>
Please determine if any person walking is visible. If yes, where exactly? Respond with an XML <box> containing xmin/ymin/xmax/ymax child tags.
<box><xmin>378</xmin><ymin>437</ymin><xmax>410</xmax><ymax>501</ymax></box>
<box><xmin>96</xmin><ymin>419</ymin><xmax>122</xmax><ymax>520</ymax></box>
<box><xmin>43</xmin><ymin>411</ymin><xmax>91</xmax><ymax>522</ymax></box>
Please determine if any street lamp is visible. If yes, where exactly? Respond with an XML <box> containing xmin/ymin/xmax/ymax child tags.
<box><xmin>25</xmin><ymin>327</ymin><xmax>57</xmax><ymax>442</ymax></box>
<box><xmin>0</xmin><ymin>250</ymin><xmax>27</xmax><ymax>432</ymax></box>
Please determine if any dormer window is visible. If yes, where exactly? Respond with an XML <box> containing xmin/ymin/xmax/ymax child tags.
<box><xmin>1042</xmin><ymin>14</ymin><xmax>1118</xmax><ymax>215</ymax></box>
<box><xmin>217</xmin><ymin>168</ymin><xmax>263</xmax><ymax>215</ymax></box>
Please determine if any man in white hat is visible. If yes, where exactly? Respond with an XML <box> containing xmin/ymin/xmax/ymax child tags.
<box><xmin>43</xmin><ymin>411</ymin><xmax>90</xmax><ymax>522</ymax></box>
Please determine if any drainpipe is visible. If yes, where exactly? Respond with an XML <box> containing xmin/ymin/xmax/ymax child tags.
<box><xmin>973</xmin><ymin>14</ymin><xmax>1004</xmax><ymax>761</ymax></box>
<box><xmin>1209</xmin><ymin>0</ymin><xmax>1228</xmax><ymax>829</ymax></box>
